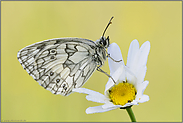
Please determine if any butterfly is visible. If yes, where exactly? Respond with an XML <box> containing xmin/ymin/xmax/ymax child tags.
<box><xmin>17</xmin><ymin>17</ymin><xmax>115</xmax><ymax>96</ymax></box>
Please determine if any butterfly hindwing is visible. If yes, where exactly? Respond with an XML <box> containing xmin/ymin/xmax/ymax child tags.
<box><xmin>17</xmin><ymin>17</ymin><xmax>114</xmax><ymax>96</ymax></box>
<box><xmin>17</xmin><ymin>38</ymin><xmax>98</xmax><ymax>96</ymax></box>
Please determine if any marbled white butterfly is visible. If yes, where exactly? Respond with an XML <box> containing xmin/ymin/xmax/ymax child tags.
<box><xmin>17</xmin><ymin>17</ymin><xmax>115</xmax><ymax>96</ymax></box>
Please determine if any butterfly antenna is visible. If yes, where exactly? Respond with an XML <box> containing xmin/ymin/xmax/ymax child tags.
<box><xmin>102</xmin><ymin>16</ymin><xmax>114</xmax><ymax>37</ymax></box>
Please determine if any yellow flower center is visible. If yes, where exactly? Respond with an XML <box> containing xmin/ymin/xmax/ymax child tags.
<box><xmin>109</xmin><ymin>82</ymin><xmax>137</xmax><ymax>106</ymax></box>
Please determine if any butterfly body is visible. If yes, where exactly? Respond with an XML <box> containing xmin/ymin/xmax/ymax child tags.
<box><xmin>17</xmin><ymin>37</ymin><xmax>109</xmax><ymax>96</ymax></box>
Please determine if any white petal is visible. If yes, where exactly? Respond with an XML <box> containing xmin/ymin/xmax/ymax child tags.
<box><xmin>136</xmin><ymin>80</ymin><xmax>149</xmax><ymax>104</ymax></box>
<box><xmin>136</xmin><ymin>80</ymin><xmax>149</xmax><ymax>95</ymax></box>
<box><xmin>126</xmin><ymin>40</ymin><xmax>150</xmax><ymax>82</ymax></box>
<box><xmin>136</xmin><ymin>41</ymin><xmax>150</xmax><ymax>81</ymax></box>
<box><xmin>72</xmin><ymin>88</ymin><xmax>94</xmax><ymax>94</ymax></box>
<box><xmin>130</xmin><ymin>100</ymin><xmax>138</xmax><ymax>105</ymax></box>
<box><xmin>137</xmin><ymin>95</ymin><xmax>149</xmax><ymax>103</ymax></box>
<box><xmin>105</xmin><ymin>79</ymin><xmax>114</xmax><ymax>95</ymax></box>
<box><xmin>126</xmin><ymin>39</ymin><xmax>139</xmax><ymax>68</ymax></box>
<box><xmin>121</xmin><ymin>103</ymin><xmax>133</xmax><ymax>108</ymax></box>
<box><xmin>138</xmin><ymin>41</ymin><xmax>150</xmax><ymax>69</ymax></box>
<box><xmin>136</xmin><ymin>66</ymin><xmax>147</xmax><ymax>84</ymax></box>
<box><xmin>108</xmin><ymin>43</ymin><xmax>124</xmax><ymax>75</ymax></box>
<box><xmin>72</xmin><ymin>88</ymin><xmax>109</xmax><ymax>103</ymax></box>
<box><xmin>86</xmin><ymin>105</ymin><xmax>118</xmax><ymax>114</ymax></box>
<box><xmin>124</xmin><ymin>66</ymin><xmax>137</xmax><ymax>86</ymax></box>
<box><xmin>102</xmin><ymin>102</ymin><xmax>121</xmax><ymax>109</ymax></box>
<box><xmin>86</xmin><ymin>94</ymin><xmax>110</xmax><ymax>103</ymax></box>
<box><xmin>105</xmin><ymin>65</ymin><xmax>125</xmax><ymax>93</ymax></box>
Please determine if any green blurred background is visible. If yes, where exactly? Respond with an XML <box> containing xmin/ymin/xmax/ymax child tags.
<box><xmin>1</xmin><ymin>1</ymin><xmax>182</xmax><ymax>122</ymax></box>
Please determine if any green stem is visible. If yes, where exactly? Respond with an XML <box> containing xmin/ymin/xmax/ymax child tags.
<box><xmin>126</xmin><ymin>107</ymin><xmax>136</xmax><ymax>122</ymax></box>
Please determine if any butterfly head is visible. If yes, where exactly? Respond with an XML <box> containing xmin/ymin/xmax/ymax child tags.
<box><xmin>96</xmin><ymin>36</ymin><xmax>110</xmax><ymax>48</ymax></box>
<box><xmin>96</xmin><ymin>16</ymin><xmax>114</xmax><ymax>48</ymax></box>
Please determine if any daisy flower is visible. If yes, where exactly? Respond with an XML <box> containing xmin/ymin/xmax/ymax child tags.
<box><xmin>73</xmin><ymin>39</ymin><xmax>150</xmax><ymax>120</ymax></box>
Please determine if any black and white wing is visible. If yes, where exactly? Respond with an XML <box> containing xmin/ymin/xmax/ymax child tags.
<box><xmin>17</xmin><ymin>38</ymin><xmax>98</xmax><ymax>96</ymax></box>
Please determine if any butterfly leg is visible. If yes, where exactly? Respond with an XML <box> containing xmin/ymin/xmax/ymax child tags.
<box><xmin>97</xmin><ymin>67</ymin><xmax>116</xmax><ymax>84</ymax></box>
<box><xmin>107</xmin><ymin>53</ymin><xmax>122</xmax><ymax>62</ymax></box>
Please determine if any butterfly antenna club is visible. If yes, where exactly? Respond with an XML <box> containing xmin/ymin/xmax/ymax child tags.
<box><xmin>102</xmin><ymin>16</ymin><xmax>114</xmax><ymax>37</ymax></box>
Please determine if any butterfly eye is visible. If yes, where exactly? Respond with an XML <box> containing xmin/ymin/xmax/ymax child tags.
<box><xmin>103</xmin><ymin>40</ymin><xmax>107</xmax><ymax>46</ymax></box>
<box><xmin>99</xmin><ymin>41</ymin><xmax>104</xmax><ymax>46</ymax></box>
<box><xmin>103</xmin><ymin>36</ymin><xmax>110</xmax><ymax>48</ymax></box>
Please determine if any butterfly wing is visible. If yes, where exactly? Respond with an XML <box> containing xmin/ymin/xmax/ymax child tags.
<box><xmin>17</xmin><ymin>38</ymin><xmax>98</xmax><ymax>96</ymax></box>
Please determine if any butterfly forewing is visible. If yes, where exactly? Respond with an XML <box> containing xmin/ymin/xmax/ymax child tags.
<box><xmin>17</xmin><ymin>38</ymin><xmax>99</xmax><ymax>96</ymax></box>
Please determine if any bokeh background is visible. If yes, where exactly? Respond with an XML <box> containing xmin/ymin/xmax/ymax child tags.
<box><xmin>1</xmin><ymin>1</ymin><xmax>182</xmax><ymax>122</ymax></box>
